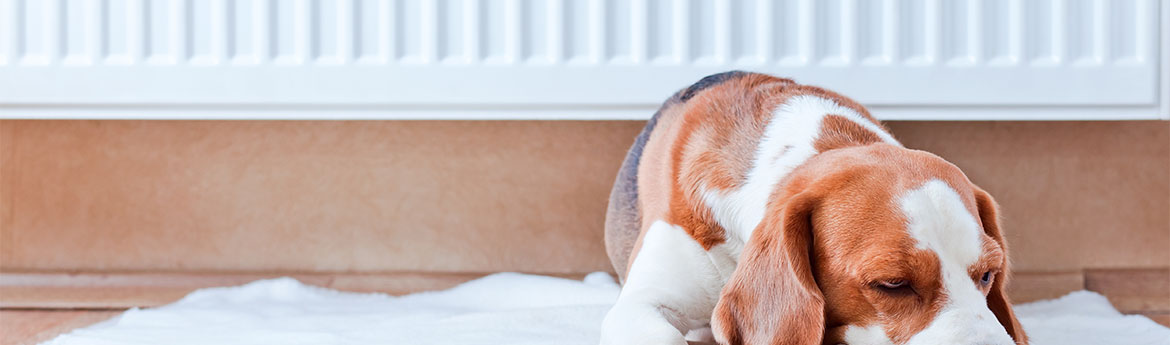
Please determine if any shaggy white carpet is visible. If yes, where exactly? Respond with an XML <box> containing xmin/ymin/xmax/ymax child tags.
<box><xmin>44</xmin><ymin>273</ymin><xmax>1170</xmax><ymax>345</ymax></box>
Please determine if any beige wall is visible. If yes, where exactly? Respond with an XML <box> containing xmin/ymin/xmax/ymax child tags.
<box><xmin>1</xmin><ymin>120</ymin><xmax>1167</xmax><ymax>275</ymax></box>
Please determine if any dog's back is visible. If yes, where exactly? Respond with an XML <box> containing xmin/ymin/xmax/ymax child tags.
<box><xmin>604</xmin><ymin>71</ymin><xmax>886</xmax><ymax>281</ymax></box>
<box><xmin>604</xmin><ymin>71</ymin><xmax>753</xmax><ymax>281</ymax></box>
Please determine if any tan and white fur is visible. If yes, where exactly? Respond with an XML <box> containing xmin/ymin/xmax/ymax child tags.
<box><xmin>601</xmin><ymin>72</ymin><xmax>1027</xmax><ymax>345</ymax></box>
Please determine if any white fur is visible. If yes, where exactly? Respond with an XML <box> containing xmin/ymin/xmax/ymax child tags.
<box><xmin>899</xmin><ymin>180</ymin><xmax>1015</xmax><ymax>345</ymax></box>
<box><xmin>600</xmin><ymin>220</ymin><xmax>727</xmax><ymax>345</ymax></box>
<box><xmin>703</xmin><ymin>95</ymin><xmax>901</xmax><ymax>247</ymax></box>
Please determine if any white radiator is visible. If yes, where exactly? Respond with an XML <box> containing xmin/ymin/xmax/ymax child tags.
<box><xmin>0</xmin><ymin>0</ymin><xmax>1166</xmax><ymax>120</ymax></box>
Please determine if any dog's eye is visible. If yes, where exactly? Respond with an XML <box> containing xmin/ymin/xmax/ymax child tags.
<box><xmin>979</xmin><ymin>271</ymin><xmax>993</xmax><ymax>286</ymax></box>
<box><xmin>873</xmin><ymin>279</ymin><xmax>912</xmax><ymax>295</ymax></box>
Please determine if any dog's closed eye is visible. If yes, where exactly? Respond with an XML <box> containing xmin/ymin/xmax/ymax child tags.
<box><xmin>873</xmin><ymin>279</ymin><xmax>914</xmax><ymax>295</ymax></box>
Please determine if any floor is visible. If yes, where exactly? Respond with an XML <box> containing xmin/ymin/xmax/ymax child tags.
<box><xmin>2</xmin><ymin>269</ymin><xmax>1167</xmax><ymax>345</ymax></box>
<box><xmin>1</xmin><ymin>310</ymin><xmax>121</xmax><ymax>345</ymax></box>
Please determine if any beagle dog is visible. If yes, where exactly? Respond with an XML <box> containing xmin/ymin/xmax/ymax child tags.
<box><xmin>601</xmin><ymin>71</ymin><xmax>1027</xmax><ymax>345</ymax></box>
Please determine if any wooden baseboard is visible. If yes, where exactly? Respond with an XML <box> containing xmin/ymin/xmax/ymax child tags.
<box><xmin>1004</xmin><ymin>271</ymin><xmax>1085</xmax><ymax>303</ymax></box>
<box><xmin>0</xmin><ymin>271</ymin><xmax>586</xmax><ymax>309</ymax></box>
<box><xmin>0</xmin><ymin>310</ymin><xmax>122</xmax><ymax>345</ymax></box>
<box><xmin>1084</xmin><ymin>268</ymin><xmax>1170</xmax><ymax>316</ymax></box>
<box><xmin>2</xmin><ymin>269</ymin><xmax>1166</xmax><ymax>326</ymax></box>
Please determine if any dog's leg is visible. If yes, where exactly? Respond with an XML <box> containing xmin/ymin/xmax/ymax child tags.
<box><xmin>601</xmin><ymin>220</ymin><xmax>726</xmax><ymax>345</ymax></box>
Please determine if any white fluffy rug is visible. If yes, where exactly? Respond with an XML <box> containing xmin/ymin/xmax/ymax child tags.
<box><xmin>44</xmin><ymin>273</ymin><xmax>1169</xmax><ymax>345</ymax></box>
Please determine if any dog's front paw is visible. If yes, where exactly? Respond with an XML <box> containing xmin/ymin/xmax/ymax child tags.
<box><xmin>600</xmin><ymin>304</ymin><xmax>688</xmax><ymax>345</ymax></box>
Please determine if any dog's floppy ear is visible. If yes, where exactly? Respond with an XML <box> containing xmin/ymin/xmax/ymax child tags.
<box><xmin>974</xmin><ymin>187</ymin><xmax>1028</xmax><ymax>345</ymax></box>
<box><xmin>711</xmin><ymin>192</ymin><xmax>824</xmax><ymax>345</ymax></box>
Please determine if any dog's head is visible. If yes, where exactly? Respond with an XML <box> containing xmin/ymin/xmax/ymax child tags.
<box><xmin>711</xmin><ymin>144</ymin><xmax>1027</xmax><ymax>345</ymax></box>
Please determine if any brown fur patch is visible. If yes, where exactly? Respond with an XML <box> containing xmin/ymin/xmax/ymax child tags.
<box><xmin>814</xmin><ymin>114</ymin><xmax>886</xmax><ymax>152</ymax></box>
<box><xmin>712</xmin><ymin>191</ymin><xmax>825</xmax><ymax>345</ymax></box>
<box><xmin>665</xmin><ymin>73</ymin><xmax>794</xmax><ymax>249</ymax></box>
<box><xmin>624</xmin><ymin>97</ymin><xmax>689</xmax><ymax>275</ymax></box>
